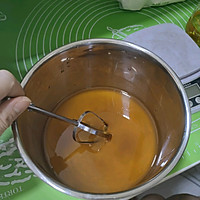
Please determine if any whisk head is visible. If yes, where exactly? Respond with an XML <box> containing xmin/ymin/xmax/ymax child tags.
<box><xmin>73</xmin><ymin>111</ymin><xmax>112</xmax><ymax>144</ymax></box>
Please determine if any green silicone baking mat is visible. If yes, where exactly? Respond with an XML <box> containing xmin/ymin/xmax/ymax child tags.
<box><xmin>0</xmin><ymin>0</ymin><xmax>200</xmax><ymax>199</ymax></box>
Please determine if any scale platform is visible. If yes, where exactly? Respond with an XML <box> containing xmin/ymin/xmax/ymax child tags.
<box><xmin>125</xmin><ymin>23</ymin><xmax>200</xmax><ymax>114</ymax></box>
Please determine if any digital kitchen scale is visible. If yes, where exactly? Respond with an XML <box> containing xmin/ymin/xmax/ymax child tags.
<box><xmin>124</xmin><ymin>23</ymin><xmax>200</xmax><ymax>114</ymax></box>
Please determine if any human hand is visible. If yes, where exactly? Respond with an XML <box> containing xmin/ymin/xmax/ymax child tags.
<box><xmin>0</xmin><ymin>70</ymin><xmax>31</xmax><ymax>135</ymax></box>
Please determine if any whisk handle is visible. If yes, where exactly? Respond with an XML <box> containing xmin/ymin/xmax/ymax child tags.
<box><xmin>28</xmin><ymin>104</ymin><xmax>78</xmax><ymax>126</ymax></box>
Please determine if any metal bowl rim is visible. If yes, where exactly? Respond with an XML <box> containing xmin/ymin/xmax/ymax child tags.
<box><xmin>12</xmin><ymin>38</ymin><xmax>191</xmax><ymax>199</ymax></box>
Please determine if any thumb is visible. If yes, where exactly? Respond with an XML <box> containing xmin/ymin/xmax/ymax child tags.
<box><xmin>0</xmin><ymin>96</ymin><xmax>31</xmax><ymax>135</ymax></box>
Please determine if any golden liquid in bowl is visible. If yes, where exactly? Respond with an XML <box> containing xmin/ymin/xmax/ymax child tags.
<box><xmin>44</xmin><ymin>88</ymin><xmax>158</xmax><ymax>193</ymax></box>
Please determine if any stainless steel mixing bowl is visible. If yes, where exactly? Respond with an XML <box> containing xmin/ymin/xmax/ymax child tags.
<box><xmin>12</xmin><ymin>39</ymin><xmax>191</xmax><ymax>200</ymax></box>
